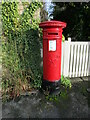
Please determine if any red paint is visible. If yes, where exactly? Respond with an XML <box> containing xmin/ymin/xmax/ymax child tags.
<box><xmin>39</xmin><ymin>20</ymin><xmax>66</xmax><ymax>82</ymax></box>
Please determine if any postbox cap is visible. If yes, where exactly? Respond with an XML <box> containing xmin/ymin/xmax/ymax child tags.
<box><xmin>39</xmin><ymin>20</ymin><xmax>66</xmax><ymax>28</ymax></box>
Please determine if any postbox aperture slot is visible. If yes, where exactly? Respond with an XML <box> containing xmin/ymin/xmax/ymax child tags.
<box><xmin>48</xmin><ymin>33</ymin><xmax>58</xmax><ymax>35</ymax></box>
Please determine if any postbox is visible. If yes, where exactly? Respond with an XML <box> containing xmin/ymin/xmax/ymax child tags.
<box><xmin>39</xmin><ymin>20</ymin><xmax>66</xmax><ymax>93</ymax></box>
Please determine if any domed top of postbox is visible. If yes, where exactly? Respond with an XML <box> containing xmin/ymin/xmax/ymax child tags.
<box><xmin>39</xmin><ymin>20</ymin><xmax>66</xmax><ymax>29</ymax></box>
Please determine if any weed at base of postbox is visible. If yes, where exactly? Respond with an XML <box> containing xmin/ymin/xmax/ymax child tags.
<box><xmin>40</xmin><ymin>84</ymin><xmax>61</xmax><ymax>96</ymax></box>
<box><xmin>43</xmin><ymin>88</ymin><xmax>50</xmax><ymax>96</ymax></box>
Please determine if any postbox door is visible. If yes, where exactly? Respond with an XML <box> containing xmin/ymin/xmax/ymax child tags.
<box><xmin>43</xmin><ymin>38</ymin><xmax>62</xmax><ymax>82</ymax></box>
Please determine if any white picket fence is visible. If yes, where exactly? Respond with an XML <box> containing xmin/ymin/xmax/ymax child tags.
<box><xmin>61</xmin><ymin>40</ymin><xmax>90</xmax><ymax>78</ymax></box>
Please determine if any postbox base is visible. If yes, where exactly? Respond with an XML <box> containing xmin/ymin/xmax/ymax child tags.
<box><xmin>41</xmin><ymin>79</ymin><xmax>61</xmax><ymax>95</ymax></box>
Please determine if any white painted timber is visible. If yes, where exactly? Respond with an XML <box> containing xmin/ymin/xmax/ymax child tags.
<box><xmin>62</xmin><ymin>41</ymin><xmax>90</xmax><ymax>77</ymax></box>
<box><xmin>63</xmin><ymin>41</ymin><xmax>70</xmax><ymax>77</ymax></box>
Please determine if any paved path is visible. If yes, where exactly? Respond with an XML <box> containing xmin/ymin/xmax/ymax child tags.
<box><xmin>2</xmin><ymin>77</ymin><xmax>90</xmax><ymax>118</ymax></box>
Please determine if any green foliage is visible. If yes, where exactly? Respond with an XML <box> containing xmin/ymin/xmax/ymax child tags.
<box><xmin>46</xmin><ymin>94</ymin><xmax>59</xmax><ymax>102</ymax></box>
<box><xmin>80</xmin><ymin>85</ymin><xmax>87</xmax><ymax>96</ymax></box>
<box><xmin>51</xmin><ymin>2</ymin><xmax>90</xmax><ymax>41</ymax></box>
<box><xmin>61</xmin><ymin>75</ymin><xmax>72</xmax><ymax>89</ymax></box>
<box><xmin>45</xmin><ymin>90</ymin><xmax>68</xmax><ymax>102</ymax></box>
<box><xmin>45</xmin><ymin>76</ymin><xmax>71</xmax><ymax>102</ymax></box>
<box><xmin>62</xmin><ymin>34</ymin><xmax>65</xmax><ymax>42</ymax></box>
<box><xmin>2</xmin><ymin>1</ymin><xmax>43</xmax><ymax>100</ymax></box>
<box><xmin>2</xmin><ymin>1</ymin><xmax>19</xmax><ymax>36</ymax></box>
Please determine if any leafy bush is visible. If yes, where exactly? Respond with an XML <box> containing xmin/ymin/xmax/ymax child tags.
<box><xmin>2</xmin><ymin>1</ymin><xmax>43</xmax><ymax>100</ymax></box>
<box><xmin>61</xmin><ymin>75</ymin><xmax>72</xmax><ymax>89</ymax></box>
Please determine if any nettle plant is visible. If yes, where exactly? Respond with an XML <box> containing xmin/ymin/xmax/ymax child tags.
<box><xmin>2</xmin><ymin>1</ymin><xmax>43</xmax><ymax>100</ymax></box>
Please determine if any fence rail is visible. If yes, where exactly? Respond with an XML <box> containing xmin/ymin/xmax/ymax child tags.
<box><xmin>62</xmin><ymin>40</ymin><xmax>90</xmax><ymax>78</ymax></box>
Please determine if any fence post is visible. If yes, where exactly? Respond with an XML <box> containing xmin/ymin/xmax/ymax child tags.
<box><xmin>61</xmin><ymin>41</ymin><xmax>63</xmax><ymax>77</ymax></box>
<box><xmin>88</xmin><ymin>43</ymin><xmax>90</xmax><ymax>76</ymax></box>
<box><xmin>63</xmin><ymin>38</ymin><xmax>71</xmax><ymax>77</ymax></box>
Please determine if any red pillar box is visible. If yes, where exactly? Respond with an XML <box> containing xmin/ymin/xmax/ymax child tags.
<box><xmin>39</xmin><ymin>20</ymin><xmax>66</xmax><ymax>93</ymax></box>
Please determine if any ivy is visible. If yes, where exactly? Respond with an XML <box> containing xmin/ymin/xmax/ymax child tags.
<box><xmin>2</xmin><ymin>1</ymin><xmax>19</xmax><ymax>36</ymax></box>
<box><xmin>2</xmin><ymin>1</ymin><xmax>43</xmax><ymax>100</ymax></box>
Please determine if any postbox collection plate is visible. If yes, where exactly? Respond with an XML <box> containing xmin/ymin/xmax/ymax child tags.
<box><xmin>49</xmin><ymin>40</ymin><xmax>56</xmax><ymax>51</ymax></box>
